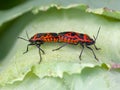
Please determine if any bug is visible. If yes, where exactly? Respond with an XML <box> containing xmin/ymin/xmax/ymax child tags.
<box><xmin>18</xmin><ymin>32</ymin><xmax>59</xmax><ymax>64</ymax></box>
<box><xmin>53</xmin><ymin>27</ymin><xmax>101</xmax><ymax>61</ymax></box>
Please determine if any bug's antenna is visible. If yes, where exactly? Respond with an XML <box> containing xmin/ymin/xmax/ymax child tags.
<box><xmin>18</xmin><ymin>31</ymin><xmax>30</xmax><ymax>42</ymax></box>
<box><xmin>93</xmin><ymin>26</ymin><xmax>101</xmax><ymax>50</ymax></box>
<box><xmin>93</xmin><ymin>26</ymin><xmax>101</xmax><ymax>42</ymax></box>
<box><xmin>26</xmin><ymin>31</ymin><xmax>29</xmax><ymax>40</ymax></box>
<box><xmin>18</xmin><ymin>37</ymin><xmax>29</xmax><ymax>41</ymax></box>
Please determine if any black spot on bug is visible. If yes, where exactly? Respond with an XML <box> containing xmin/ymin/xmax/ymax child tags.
<box><xmin>71</xmin><ymin>32</ymin><xmax>76</xmax><ymax>36</ymax></box>
<box><xmin>79</xmin><ymin>34</ymin><xmax>84</xmax><ymax>39</ymax></box>
<box><xmin>36</xmin><ymin>33</ymin><xmax>43</xmax><ymax>38</ymax></box>
<box><xmin>51</xmin><ymin>33</ymin><xmax>58</xmax><ymax>36</ymax></box>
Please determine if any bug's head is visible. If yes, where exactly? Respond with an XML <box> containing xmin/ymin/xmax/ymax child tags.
<box><xmin>18</xmin><ymin>31</ymin><xmax>35</xmax><ymax>44</ymax></box>
<box><xmin>29</xmin><ymin>35</ymin><xmax>36</xmax><ymax>42</ymax></box>
<box><xmin>20</xmin><ymin>32</ymin><xmax>44</xmax><ymax>45</ymax></box>
<box><xmin>85</xmin><ymin>36</ymin><xmax>95</xmax><ymax>45</ymax></box>
<box><xmin>85</xmin><ymin>26</ymin><xmax>101</xmax><ymax>45</ymax></box>
<box><xmin>29</xmin><ymin>33</ymin><xmax>44</xmax><ymax>44</ymax></box>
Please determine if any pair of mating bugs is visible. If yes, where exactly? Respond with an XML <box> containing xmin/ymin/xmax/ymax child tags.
<box><xmin>18</xmin><ymin>27</ymin><xmax>101</xmax><ymax>64</ymax></box>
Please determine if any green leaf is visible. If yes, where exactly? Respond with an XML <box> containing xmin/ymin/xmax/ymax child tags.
<box><xmin>0</xmin><ymin>0</ymin><xmax>87</xmax><ymax>26</ymax></box>
<box><xmin>87</xmin><ymin>7</ymin><xmax>120</xmax><ymax>20</ymax></box>
<box><xmin>0</xmin><ymin>72</ymin><xmax>67</xmax><ymax>90</ymax></box>
<box><xmin>63</xmin><ymin>67</ymin><xmax>120</xmax><ymax>90</ymax></box>
<box><xmin>0</xmin><ymin>4</ymin><xmax>120</xmax><ymax>90</ymax></box>
<box><xmin>0</xmin><ymin>67</ymin><xmax>120</xmax><ymax>90</ymax></box>
<box><xmin>1</xmin><ymin>0</ymin><xmax>120</xmax><ymax>26</ymax></box>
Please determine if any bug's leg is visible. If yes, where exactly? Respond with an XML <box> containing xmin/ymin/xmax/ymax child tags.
<box><xmin>38</xmin><ymin>47</ymin><xmax>42</xmax><ymax>64</ymax></box>
<box><xmin>36</xmin><ymin>44</ymin><xmax>45</xmax><ymax>64</ymax></box>
<box><xmin>85</xmin><ymin>45</ymin><xmax>99</xmax><ymax>61</ymax></box>
<box><xmin>94</xmin><ymin>44</ymin><xmax>101</xmax><ymax>50</ymax></box>
<box><xmin>36</xmin><ymin>44</ymin><xmax>45</xmax><ymax>54</ymax></box>
<box><xmin>93</xmin><ymin>35</ymin><xmax>101</xmax><ymax>50</ymax></box>
<box><xmin>23</xmin><ymin>44</ymin><xmax>33</xmax><ymax>54</ymax></box>
<box><xmin>52</xmin><ymin>43</ymin><xmax>68</xmax><ymax>51</ymax></box>
<box><xmin>79</xmin><ymin>44</ymin><xmax>84</xmax><ymax>60</ymax></box>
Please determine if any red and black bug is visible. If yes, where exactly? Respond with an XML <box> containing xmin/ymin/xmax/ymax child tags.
<box><xmin>18</xmin><ymin>32</ymin><xmax>59</xmax><ymax>63</ymax></box>
<box><xmin>53</xmin><ymin>27</ymin><xmax>101</xmax><ymax>61</ymax></box>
